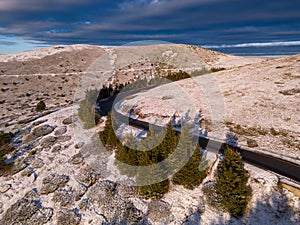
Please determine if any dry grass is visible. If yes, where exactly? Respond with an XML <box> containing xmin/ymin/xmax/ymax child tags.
<box><xmin>227</xmin><ymin>123</ymin><xmax>268</xmax><ymax>137</ymax></box>
<box><xmin>280</xmin><ymin>183</ymin><xmax>300</xmax><ymax>198</ymax></box>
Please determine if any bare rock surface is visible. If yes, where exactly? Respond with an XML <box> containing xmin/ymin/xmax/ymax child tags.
<box><xmin>148</xmin><ymin>200</ymin><xmax>173</xmax><ymax>223</ymax></box>
<box><xmin>54</xmin><ymin>126</ymin><xmax>67</xmax><ymax>136</ymax></box>
<box><xmin>40</xmin><ymin>173</ymin><xmax>70</xmax><ymax>195</ymax></box>
<box><xmin>0</xmin><ymin>190</ymin><xmax>53</xmax><ymax>225</ymax></box>
<box><xmin>56</xmin><ymin>209</ymin><xmax>81</xmax><ymax>225</ymax></box>
<box><xmin>87</xmin><ymin>180</ymin><xmax>145</xmax><ymax>224</ymax></box>
<box><xmin>29</xmin><ymin>157</ymin><xmax>44</xmax><ymax>169</ymax></box>
<box><xmin>75</xmin><ymin>165</ymin><xmax>100</xmax><ymax>187</ymax></box>
<box><xmin>32</xmin><ymin>125</ymin><xmax>54</xmax><ymax>137</ymax></box>
<box><xmin>0</xmin><ymin>184</ymin><xmax>11</xmax><ymax>193</ymax></box>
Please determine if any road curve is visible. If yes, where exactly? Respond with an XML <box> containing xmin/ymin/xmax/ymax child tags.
<box><xmin>98</xmin><ymin>88</ymin><xmax>300</xmax><ymax>183</ymax></box>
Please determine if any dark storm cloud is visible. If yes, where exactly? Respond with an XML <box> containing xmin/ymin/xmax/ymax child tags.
<box><xmin>0</xmin><ymin>0</ymin><xmax>299</xmax><ymax>47</ymax></box>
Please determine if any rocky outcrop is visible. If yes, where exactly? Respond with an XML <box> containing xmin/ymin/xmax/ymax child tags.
<box><xmin>87</xmin><ymin>180</ymin><xmax>145</xmax><ymax>224</ymax></box>
<box><xmin>56</xmin><ymin>209</ymin><xmax>81</xmax><ymax>225</ymax></box>
<box><xmin>54</xmin><ymin>126</ymin><xmax>67</xmax><ymax>136</ymax></box>
<box><xmin>52</xmin><ymin>188</ymin><xmax>74</xmax><ymax>207</ymax></box>
<box><xmin>0</xmin><ymin>184</ymin><xmax>11</xmax><ymax>193</ymax></box>
<box><xmin>0</xmin><ymin>48</ymin><xmax>299</xmax><ymax>225</ymax></box>
<box><xmin>148</xmin><ymin>200</ymin><xmax>173</xmax><ymax>224</ymax></box>
<box><xmin>32</xmin><ymin>125</ymin><xmax>54</xmax><ymax>137</ymax></box>
<box><xmin>40</xmin><ymin>136</ymin><xmax>57</xmax><ymax>148</ymax></box>
<box><xmin>24</xmin><ymin>124</ymin><xmax>55</xmax><ymax>144</ymax></box>
<box><xmin>75</xmin><ymin>165</ymin><xmax>100</xmax><ymax>187</ymax></box>
<box><xmin>40</xmin><ymin>173</ymin><xmax>70</xmax><ymax>195</ymax></box>
<box><xmin>0</xmin><ymin>190</ymin><xmax>53</xmax><ymax>225</ymax></box>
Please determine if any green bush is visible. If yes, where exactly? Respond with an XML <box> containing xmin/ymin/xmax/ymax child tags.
<box><xmin>138</xmin><ymin>179</ymin><xmax>170</xmax><ymax>199</ymax></box>
<box><xmin>247</xmin><ymin>139</ymin><xmax>258</xmax><ymax>148</ymax></box>
<box><xmin>78</xmin><ymin>89</ymin><xmax>100</xmax><ymax>129</ymax></box>
<box><xmin>36</xmin><ymin>100</ymin><xmax>46</xmax><ymax>112</ymax></box>
<box><xmin>113</xmin><ymin>122</ymin><xmax>178</xmax><ymax>199</ymax></box>
<box><xmin>172</xmin><ymin>144</ymin><xmax>207</xmax><ymax>189</ymax></box>
<box><xmin>165</xmin><ymin>70</ymin><xmax>190</xmax><ymax>81</ymax></box>
<box><xmin>0</xmin><ymin>131</ymin><xmax>14</xmax><ymax>175</ymax></box>
<box><xmin>215</xmin><ymin>147</ymin><xmax>252</xmax><ymax>217</ymax></box>
<box><xmin>100</xmin><ymin>117</ymin><xmax>207</xmax><ymax>199</ymax></box>
<box><xmin>99</xmin><ymin>112</ymin><xmax>119</xmax><ymax>151</ymax></box>
<box><xmin>211</xmin><ymin>67</ymin><xmax>226</xmax><ymax>72</ymax></box>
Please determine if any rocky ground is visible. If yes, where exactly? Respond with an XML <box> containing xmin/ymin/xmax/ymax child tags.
<box><xmin>0</xmin><ymin>44</ymin><xmax>299</xmax><ymax>224</ymax></box>
<box><xmin>0</xmin><ymin>106</ymin><xmax>299</xmax><ymax>224</ymax></box>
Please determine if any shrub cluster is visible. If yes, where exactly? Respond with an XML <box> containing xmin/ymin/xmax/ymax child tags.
<box><xmin>99</xmin><ymin>115</ymin><xmax>207</xmax><ymax>199</ymax></box>
<box><xmin>78</xmin><ymin>89</ymin><xmax>101</xmax><ymax>129</ymax></box>
<box><xmin>36</xmin><ymin>100</ymin><xmax>46</xmax><ymax>112</ymax></box>
<box><xmin>215</xmin><ymin>147</ymin><xmax>252</xmax><ymax>217</ymax></box>
<box><xmin>0</xmin><ymin>131</ymin><xmax>14</xmax><ymax>175</ymax></box>
<box><xmin>165</xmin><ymin>70</ymin><xmax>190</xmax><ymax>81</ymax></box>
<box><xmin>211</xmin><ymin>67</ymin><xmax>226</xmax><ymax>72</ymax></box>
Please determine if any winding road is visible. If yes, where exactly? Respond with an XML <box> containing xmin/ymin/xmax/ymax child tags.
<box><xmin>98</xmin><ymin>85</ymin><xmax>300</xmax><ymax>183</ymax></box>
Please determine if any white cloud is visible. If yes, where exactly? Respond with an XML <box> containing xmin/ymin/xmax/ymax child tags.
<box><xmin>203</xmin><ymin>41</ymin><xmax>300</xmax><ymax>48</ymax></box>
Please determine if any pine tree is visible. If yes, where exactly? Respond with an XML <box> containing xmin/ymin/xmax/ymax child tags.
<box><xmin>155</xmin><ymin>121</ymin><xmax>178</xmax><ymax>163</ymax></box>
<box><xmin>172</xmin><ymin>144</ymin><xmax>207</xmax><ymax>189</ymax></box>
<box><xmin>99</xmin><ymin>112</ymin><xmax>118</xmax><ymax>151</ymax></box>
<box><xmin>113</xmin><ymin>120</ymin><xmax>178</xmax><ymax>199</ymax></box>
<box><xmin>171</xmin><ymin>124</ymin><xmax>207</xmax><ymax>189</ymax></box>
<box><xmin>215</xmin><ymin>147</ymin><xmax>252</xmax><ymax>217</ymax></box>
<box><xmin>0</xmin><ymin>132</ymin><xmax>14</xmax><ymax>175</ymax></box>
<box><xmin>138</xmin><ymin>179</ymin><xmax>170</xmax><ymax>200</ymax></box>
<box><xmin>36</xmin><ymin>100</ymin><xmax>46</xmax><ymax>112</ymax></box>
<box><xmin>78</xmin><ymin>89</ymin><xmax>100</xmax><ymax>129</ymax></box>
<box><xmin>136</xmin><ymin>147</ymin><xmax>170</xmax><ymax>199</ymax></box>
<box><xmin>135</xmin><ymin>122</ymin><xmax>177</xmax><ymax>199</ymax></box>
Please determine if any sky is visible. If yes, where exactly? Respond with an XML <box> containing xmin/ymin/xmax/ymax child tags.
<box><xmin>0</xmin><ymin>0</ymin><xmax>300</xmax><ymax>55</ymax></box>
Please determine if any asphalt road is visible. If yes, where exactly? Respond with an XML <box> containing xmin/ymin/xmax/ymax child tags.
<box><xmin>98</xmin><ymin>88</ymin><xmax>300</xmax><ymax>183</ymax></box>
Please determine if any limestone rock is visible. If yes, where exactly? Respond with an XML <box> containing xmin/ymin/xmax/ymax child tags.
<box><xmin>70</xmin><ymin>152</ymin><xmax>84</xmax><ymax>165</ymax></box>
<box><xmin>56</xmin><ymin>209</ymin><xmax>81</xmax><ymax>225</ymax></box>
<box><xmin>21</xmin><ymin>167</ymin><xmax>34</xmax><ymax>177</ymax></box>
<box><xmin>52</xmin><ymin>189</ymin><xmax>74</xmax><ymax>207</ymax></box>
<box><xmin>40</xmin><ymin>173</ymin><xmax>70</xmax><ymax>195</ymax></box>
<box><xmin>78</xmin><ymin>199</ymin><xmax>88</xmax><ymax>210</ymax></box>
<box><xmin>87</xmin><ymin>180</ymin><xmax>117</xmax><ymax>204</ymax></box>
<box><xmin>0</xmin><ymin>184</ymin><xmax>11</xmax><ymax>193</ymax></box>
<box><xmin>74</xmin><ymin>183</ymin><xmax>87</xmax><ymax>201</ymax></box>
<box><xmin>32</xmin><ymin>124</ymin><xmax>54</xmax><ymax>137</ymax></box>
<box><xmin>30</xmin><ymin>157</ymin><xmax>44</xmax><ymax>169</ymax></box>
<box><xmin>76</xmin><ymin>166</ymin><xmax>100</xmax><ymax>187</ymax></box>
<box><xmin>117</xmin><ymin>184</ymin><xmax>138</xmax><ymax>198</ymax></box>
<box><xmin>87</xmin><ymin>180</ymin><xmax>144</xmax><ymax>224</ymax></box>
<box><xmin>148</xmin><ymin>200</ymin><xmax>173</xmax><ymax>223</ymax></box>
<box><xmin>0</xmin><ymin>195</ymin><xmax>53</xmax><ymax>225</ymax></box>
<box><xmin>54</xmin><ymin>126</ymin><xmax>67</xmax><ymax>136</ymax></box>
<box><xmin>24</xmin><ymin>133</ymin><xmax>38</xmax><ymax>143</ymax></box>
<box><xmin>51</xmin><ymin>145</ymin><xmax>62</xmax><ymax>152</ymax></box>
<box><xmin>10</xmin><ymin>161</ymin><xmax>27</xmax><ymax>175</ymax></box>
<box><xmin>62</xmin><ymin>116</ymin><xmax>76</xmax><ymax>125</ymax></box>
<box><xmin>57</xmin><ymin>135</ymin><xmax>72</xmax><ymax>143</ymax></box>
<box><xmin>74</xmin><ymin>142</ymin><xmax>84</xmax><ymax>149</ymax></box>
<box><xmin>40</xmin><ymin>136</ymin><xmax>57</xmax><ymax>148</ymax></box>
<box><xmin>32</xmin><ymin>119</ymin><xmax>48</xmax><ymax>127</ymax></box>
